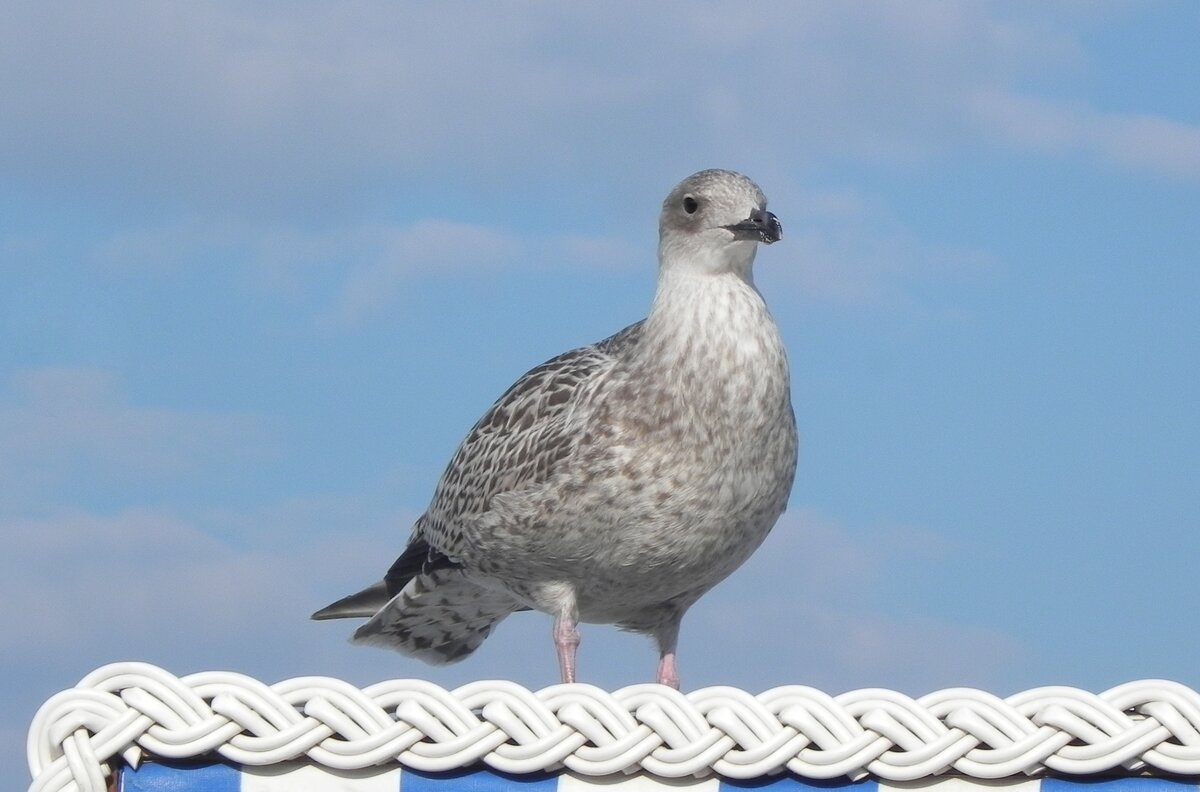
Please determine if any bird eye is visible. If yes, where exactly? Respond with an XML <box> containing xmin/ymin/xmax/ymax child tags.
<box><xmin>682</xmin><ymin>196</ymin><xmax>698</xmax><ymax>214</ymax></box>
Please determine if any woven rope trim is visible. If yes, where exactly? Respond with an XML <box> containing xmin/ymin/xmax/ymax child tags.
<box><xmin>27</xmin><ymin>662</ymin><xmax>1200</xmax><ymax>792</ymax></box>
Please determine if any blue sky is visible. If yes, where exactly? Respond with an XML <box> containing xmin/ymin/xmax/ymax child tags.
<box><xmin>5</xmin><ymin>2</ymin><xmax>1200</xmax><ymax>786</ymax></box>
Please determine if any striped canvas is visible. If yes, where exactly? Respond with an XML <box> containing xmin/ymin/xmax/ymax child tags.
<box><xmin>118</xmin><ymin>763</ymin><xmax>1200</xmax><ymax>792</ymax></box>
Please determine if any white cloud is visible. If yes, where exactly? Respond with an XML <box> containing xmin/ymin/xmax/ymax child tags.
<box><xmin>2</xmin><ymin>509</ymin><xmax>227</xmax><ymax>651</ymax></box>
<box><xmin>323</xmin><ymin>220</ymin><xmax>526</xmax><ymax>325</ymax></box>
<box><xmin>5</xmin><ymin>2</ymin><xmax>1144</xmax><ymax>321</ymax></box>
<box><xmin>0</xmin><ymin>367</ymin><xmax>272</xmax><ymax>507</ymax></box>
<box><xmin>691</xmin><ymin>509</ymin><xmax>1025</xmax><ymax>693</ymax></box>
<box><xmin>0</xmin><ymin>2</ymin><xmax>1093</xmax><ymax>213</ymax></box>
<box><xmin>324</xmin><ymin>221</ymin><xmax>648</xmax><ymax>326</ymax></box>
<box><xmin>0</xmin><ymin>506</ymin><xmax>397</xmax><ymax>655</ymax></box>
<box><xmin>88</xmin><ymin>175</ymin><xmax>995</xmax><ymax>320</ymax></box>
<box><xmin>89</xmin><ymin>220</ymin><xmax>249</xmax><ymax>276</ymax></box>
<box><xmin>2</xmin><ymin>500</ymin><xmax>1022</xmax><ymax>695</ymax></box>
<box><xmin>1</xmin><ymin>502</ymin><xmax>1021</xmax><ymax>788</ymax></box>
<box><xmin>86</xmin><ymin>217</ymin><xmax>644</xmax><ymax>326</ymax></box>
<box><xmin>760</xmin><ymin>185</ymin><xmax>999</xmax><ymax>311</ymax></box>
<box><xmin>1</xmin><ymin>492</ymin><xmax>572</xmax><ymax>691</ymax></box>
<box><xmin>1</xmin><ymin>498</ymin><xmax>421</xmax><ymax>790</ymax></box>
<box><xmin>970</xmin><ymin>90</ymin><xmax>1200</xmax><ymax>180</ymax></box>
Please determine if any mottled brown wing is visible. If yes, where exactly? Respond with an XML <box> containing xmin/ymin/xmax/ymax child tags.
<box><xmin>416</xmin><ymin>320</ymin><xmax>644</xmax><ymax>557</ymax></box>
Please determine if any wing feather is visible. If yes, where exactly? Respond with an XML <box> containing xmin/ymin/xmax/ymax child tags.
<box><xmin>417</xmin><ymin>320</ymin><xmax>643</xmax><ymax>556</ymax></box>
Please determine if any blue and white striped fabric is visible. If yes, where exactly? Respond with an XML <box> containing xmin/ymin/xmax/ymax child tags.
<box><xmin>118</xmin><ymin>763</ymin><xmax>1200</xmax><ymax>792</ymax></box>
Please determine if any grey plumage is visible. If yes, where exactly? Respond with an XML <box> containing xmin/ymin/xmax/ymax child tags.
<box><xmin>314</xmin><ymin>169</ymin><xmax>798</xmax><ymax>687</ymax></box>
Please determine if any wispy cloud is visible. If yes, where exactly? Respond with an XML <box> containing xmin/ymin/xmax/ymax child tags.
<box><xmin>0</xmin><ymin>3</ymin><xmax>1090</xmax><ymax>213</ymax></box>
<box><xmin>0</xmin><ymin>368</ymin><xmax>273</xmax><ymax>508</ymax></box>
<box><xmin>322</xmin><ymin>221</ymin><xmax>527</xmax><ymax>325</ymax></box>
<box><xmin>694</xmin><ymin>509</ymin><xmax>1025</xmax><ymax>693</ymax></box>
<box><xmin>0</xmin><ymin>492</ymin><xmax>582</xmax><ymax>694</ymax></box>
<box><xmin>970</xmin><ymin>90</ymin><xmax>1200</xmax><ymax>181</ymax></box>
<box><xmin>0</xmin><ymin>506</ymin><xmax>396</xmax><ymax>656</ymax></box>
<box><xmin>86</xmin><ymin>217</ymin><xmax>644</xmax><ymax>326</ymax></box>
<box><xmin>84</xmin><ymin>179</ymin><xmax>995</xmax><ymax>323</ymax></box>
<box><xmin>1</xmin><ymin>500</ymin><xmax>1022</xmax><ymax>694</ymax></box>
<box><xmin>89</xmin><ymin>220</ymin><xmax>249</xmax><ymax>276</ymax></box>
<box><xmin>322</xmin><ymin>221</ymin><xmax>645</xmax><ymax>326</ymax></box>
<box><xmin>765</xmin><ymin>186</ymin><xmax>999</xmax><ymax>311</ymax></box>
<box><xmin>1</xmin><ymin>496</ymin><xmax>423</xmax><ymax>786</ymax></box>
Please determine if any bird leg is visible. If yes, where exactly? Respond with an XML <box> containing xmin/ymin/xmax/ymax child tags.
<box><xmin>656</xmin><ymin>651</ymin><xmax>680</xmax><ymax>689</ymax></box>
<box><xmin>654</xmin><ymin>619</ymin><xmax>682</xmax><ymax>689</ymax></box>
<box><xmin>553</xmin><ymin>613</ymin><xmax>580</xmax><ymax>684</ymax></box>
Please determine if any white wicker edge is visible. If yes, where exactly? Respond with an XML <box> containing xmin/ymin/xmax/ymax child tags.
<box><xmin>28</xmin><ymin>662</ymin><xmax>1200</xmax><ymax>792</ymax></box>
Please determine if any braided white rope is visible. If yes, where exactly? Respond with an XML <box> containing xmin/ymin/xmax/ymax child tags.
<box><xmin>27</xmin><ymin>662</ymin><xmax>1200</xmax><ymax>792</ymax></box>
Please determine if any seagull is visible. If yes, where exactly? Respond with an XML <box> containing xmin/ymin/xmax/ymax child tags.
<box><xmin>313</xmin><ymin>170</ymin><xmax>797</xmax><ymax>688</ymax></box>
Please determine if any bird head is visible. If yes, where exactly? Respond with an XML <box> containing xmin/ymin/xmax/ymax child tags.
<box><xmin>658</xmin><ymin>169</ymin><xmax>782</xmax><ymax>279</ymax></box>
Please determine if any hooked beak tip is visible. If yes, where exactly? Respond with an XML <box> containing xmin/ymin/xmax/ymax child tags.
<box><xmin>726</xmin><ymin>209</ymin><xmax>782</xmax><ymax>244</ymax></box>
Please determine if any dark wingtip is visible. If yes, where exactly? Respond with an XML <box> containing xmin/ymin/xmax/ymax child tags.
<box><xmin>311</xmin><ymin>580</ymin><xmax>390</xmax><ymax>620</ymax></box>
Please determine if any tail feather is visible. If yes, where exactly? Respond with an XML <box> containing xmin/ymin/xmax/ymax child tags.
<box><xmin>351</xmin><ymin>569</ymin><xmax>523</xmax><ymax>665</ymax></box>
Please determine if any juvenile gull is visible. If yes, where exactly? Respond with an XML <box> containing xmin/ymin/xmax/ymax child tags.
<box><xmin>313</xmin><ymin>170</ymin><xmax>797</xmax><ymax>688</ymax></box>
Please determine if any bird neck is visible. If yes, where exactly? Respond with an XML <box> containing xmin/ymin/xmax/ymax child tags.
<box><xmin>656</xmin><ymin>237</ymin><xmax>758</xmax><ymax>282</ymax></box>
<box><xmin>642</xmin><ymin>266</ymin><xmax>776</xmax><ymax>362</ymax></box>
<box><xmin>633</xmin><ymin>261</ymin><xmax>791</xmax><ymax>436</ymax></box>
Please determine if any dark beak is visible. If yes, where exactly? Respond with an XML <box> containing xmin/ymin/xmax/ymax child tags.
<box><xmin>724</xmin><ymin>208</ymin><xmax>782</xmax><ymax>244</ymax></box>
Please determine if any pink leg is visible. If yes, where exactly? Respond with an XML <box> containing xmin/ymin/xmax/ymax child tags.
<box><xmin>553</xmin><ymin>614</ymin><xmax>580</xmax><ymax>683</ymax></box>
<box><xmin>656</xmin><ymin>651</ymin><xmax>680</xmax><ymax>689</ymax></box>
<box><xmin>654</xmin><ymin>617</ymin><xmax>683</xmax><ymax>689</ymax></box>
